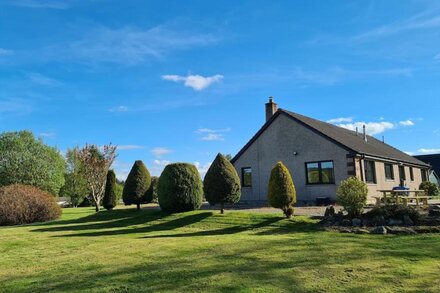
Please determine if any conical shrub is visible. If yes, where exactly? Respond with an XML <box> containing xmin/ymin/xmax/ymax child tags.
<box><xmin>158</xmin><ymin>163</ymin><xmax>203</xmax><ymax>213</ymax></box>
<box><xmin>122</xmin><ymin>160</ymin><xmax>151</xmax><ymax>211</ymax></box>
<box><xmin>204</xmin><ymin>153</ymin><xmax>241</xmax><ymax>214</ymax></box>
<box><xmin>103</xmin><ymin>170</ymin><xmax>117</xmax><ymax>210</ymax></box>
<box><xmin>268</xmin><ymin>161</ymin><xmax>296</xmax><ymax>218</ymax></box>
<box><xmin>145</xmin><ymin>176</ymin><xmax>159</xmax><ymax>203</ymax></box>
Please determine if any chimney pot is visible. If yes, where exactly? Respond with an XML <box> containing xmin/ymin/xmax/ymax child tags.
<box><xmin>363</xmin><ymin>125</ymin><xmax>368</xmax><ymax>142</ymax></box>
<box><xmin>265</xmin><ymin>97</ymin><xmax>278</xmax><ymax>122</ymax></box>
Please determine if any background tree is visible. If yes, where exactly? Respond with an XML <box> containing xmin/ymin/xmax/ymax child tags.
<box><xmin>115</xmin><ymin>179</ymin><xmax>124</xmax><ymax>203</ymax></box>
<box><xmin>0</xmin><ymin>131</ymin><xmax>65</xmax><ymax>195</ymax></box>
<box><xmin>103</xmin><ymin>170</ymin><xmax>117</xmax><ymax>210</ymax></box>
<box><xmin>158</xmin><ymin>163</ymin><xmax>203</xmax><ymax>213</ymax></box>
<box><xmin>145</xmin><ymin>176</ymin><xmax>159</xmax><ymax>203</ymax></box>
<box><xmin>419</xmin><ymin>181</ymin><xmax>440</xmax><ymax>197</ymax></box>
<box><xmin>77</xmin><ymin>144</ymin><xmax>117</xmax><ymax>212</ymax></box>
<box><xmin>122</xmin><ymin>160</ymin><xmax>151</xmax><ymax>211</ymax></box>
<box><xmin>268</xmin><ymin>162</ymin><xmax>296</xmax><ymax>218</ymax></box>
<box><xmin>204</xmin><ymin>153</ymin><xmax>241</xmax><ymax>214</ymax></box>
<box><xmin>59</xmin><ymin>147</ymin><xmax>89</xmax><ymax>207</ymax></box>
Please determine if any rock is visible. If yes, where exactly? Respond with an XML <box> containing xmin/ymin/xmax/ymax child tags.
<box><xmin>352</xmin><ymin>218</ymin><xmax>362</xmax><ymax>227</ymax></box>
<box><xmin>429</xmin><ymin>207</ymin><xmax>440</xmax><ymax>217</ymax></box>
<box><xmin>403</xmin><ymin>215</ymin><xmax>414</xmax><ymax>226</ymax></box>
<box><xmin>362</xmin><ymin>218</ymin><xmax>371</xmax><ymax>227</ymax></box>
<box><xmin>371</xmin><ymin>226</ymin><xmax>387</xmax><ymax>235</ymax></box>
<box><xmin>354</xmin><ymin>228</ymin><xmax>370</xmax><ymax>234</ymax></box>
<box><xmin>324</xmin><ymin>205</ymin><xmax>336</xmax><ymax>218</ymax></box>
<box><xmin>388</xmin><ymin>218</ymin><xmax>403</xmax><ymax>226</ymax></box>
<box><xmin>342</xmin><ymin>219</ymin><xmax>352</xmax><ymax>227</ymax></box>
<box><xmin>372</xmin><ymin>215</ymin><xmax>386</xmax><ymax>226</ymax></box>
<box><xmin>413</xmin><ymin>226</ymin><xmax>440</xmax><ymax>234</ymax></box>
<box><xmin>339</xmin><ymin>228</ymin><xmax>353</xmax><ymax>233</ymax></box>
<box><xmin>386</xmin><ymin>227</ymin><xmax>417</xmax><ymax>235</ymax></box>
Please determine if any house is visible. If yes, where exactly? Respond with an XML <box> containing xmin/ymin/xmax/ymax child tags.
<box><xmin>413</xmin><ymin>154</ymin><xmax>440</xmax><ymax>186</ymax></box>
<box><xmin>231</xmin><ymin>98</ymin><xmax>430</xmax><ymax>203</ymax></box>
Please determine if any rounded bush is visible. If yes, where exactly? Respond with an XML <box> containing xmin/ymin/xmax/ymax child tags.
<box><xmin>204</xmin><ymin>153</ymin><xmax>241</xmax><ymax>214</ymax></box>
<box><xmin>419</xmin><ymin>181</ymin><xmax>439</xmax><ymax>197</ymax></box>
<box><xmin>268</xmin><ymin>162</ymin><xmax>296</xmax><ymax>218</ymax></box>
<box><xmin>0</xmin><ymin>184</ymin><xmax>62</xmax><ymax>226</ymax></box>
<box><xmin>158</xmin><ymin>163</ymin><xmax>203</xmax><ymax>213</ymax></box>
<box><xmin>123</xmin><ymin>160</ymin><xmax>151</xmax><ymax>210</ymax></box>
<box><xmin>336</xmin><ymin>177</ymin><xmax>368</xmax><ymax>219</ymax></box>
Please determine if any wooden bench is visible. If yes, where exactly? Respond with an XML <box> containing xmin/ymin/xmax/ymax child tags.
<box><xmin>375</xmin><ymin>190</ymin><xmax>431</xmax><ymax>208</ymax></box>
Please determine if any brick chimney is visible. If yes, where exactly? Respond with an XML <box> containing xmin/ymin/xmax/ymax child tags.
<box><xmin>265</xmin><ymin>97</ymin><xmax>278</xmax><ymax>122</ymax></box>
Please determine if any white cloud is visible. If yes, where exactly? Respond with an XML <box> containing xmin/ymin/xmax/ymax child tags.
<box><xmin>0</xmin><ymin>98</ymin><xmax>33</xmax><ymax>115</ymax></box>
<box><xmin>404</xmin><ymin>151</ymin><xmax>415</xmax><ymax>156</ymax></box>
<box><xmin>327</xmin><ymin>117</ymin><xmax>353</xmax><ymax>124</ymax></box>
<box><xmin>195</xmin><ymin>127</ymin><xmax>230</xmax><ymax>141</ymax></box>
<box><xmin>67</xmin><ymin>26</ymin><xmax>218</xmax><ymax>65</ymax></box>
<box><xmin>117</xmin><ymin>145</ymin><xmax>144</xmax><ymax>150</ymax></box>
<box><xmin>8</xmin><ymin>0</ymin><xmax>70</xmax><ymax>9</ymax></box>
<box><xmin>201</xmin><ymin>133</ymin><xmax>224</xmax><ymax>141</ymax></box>
<box><xmin>418</xmin><ymin>148</ymin><xmax>440</xmax><ymax>154</ymax></box>
<box><xmin>162</xmin><ymin>74</ymin><xmax>223</xmax><ymax>91</ymax></box>
<box><xmin>337</xmin><ymin>121</ymin><xmax>395</xmax><ymax>135</ymax></box>
<box><xmin>109</xmin><ymin>106</ymin><xmax>128</xmax><ymax>113</ymax></box>
<box><xmin>399</xmin><ymin>120</ymin><xmax>415</xmax><ymax>127</ymax></box>
<box><xmin>27</xmin><ymin>73</ymin><xmax>61</xmax><ymax>86</ymax></box>
<box><xmin>151</xmin><ymin>147</ymin><xmax>173</xmax><ymax>158</ymax></box>
<box><xmin>0</xmin><ymin>48</ymin><xmax>14</xmax><ymax>56</ymax></box>
<box><xmin>153</xmin><ymin>160</ymin><xmax>171</xmax><ymax>166</ymax></box>
<box><xmin>194</xmin><ymin>161</ymin><xmax>212</xmax><ymax>178</ymax></box>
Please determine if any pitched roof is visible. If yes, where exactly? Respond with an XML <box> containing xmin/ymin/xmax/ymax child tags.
<box><xmin>232</xmin><ymin>109</ymin><xmax>430</xmax><ymax>167</ymax></box>
<box><xmin>414</xmin><ymin>154</ymin><xmax>440</xmax><ymax>174</ymax></box>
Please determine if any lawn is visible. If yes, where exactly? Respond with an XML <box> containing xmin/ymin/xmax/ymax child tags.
<box><xmin>0</xmin><ymin>207</ymin><xmax>439</xmax><ymax>293</ymax></box>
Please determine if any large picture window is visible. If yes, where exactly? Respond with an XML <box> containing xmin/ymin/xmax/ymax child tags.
<box><xmin>241</xmin><ymin>167</ymin><xmax>252</xmax><ymax>187</ymax></box>
<box><xmin>384</xmin><ymin>163</ymin><xmax>394</xmax><ymax>180</ymax></box>
<box><xmin>364</xmin><ymin>160</ymin><xmax>377</xmax><ymax>184</ymax></box>
<box><xmin>306</xmin><ymin>161</ymin><xmax>335</xmax><ymax>184</ymax></box>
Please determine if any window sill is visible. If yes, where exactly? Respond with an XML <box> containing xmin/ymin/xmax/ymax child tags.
<box><xmin>306</xmin><ymin>183</ymin><xmax>336</xmax><ymax>186</ymax></box>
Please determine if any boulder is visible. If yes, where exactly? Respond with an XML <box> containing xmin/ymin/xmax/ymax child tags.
<box><xmin>354</xmin><ymin>228</ymin><xmax>370</xmax><ymax>234</ymax></box>
<box><xmin>403</xmin><ymin>215</ymin><xmax>414</xmax><ymax>226</ymax></box>
<box><xmin>324</xmin><ymin>205</ymin><xmax>336</xmax><ymax>218</ymax></box>
<box><xmin>341</xmin><ymin>219</ymin><xmax>352</xmax><ymax>227</ymax></box>
<box><xmin>386</xmin><ymin>227</ymin><xmax>417</xmax><ymax>235</ymax></box>
<box><xmin>352</xmin><ymin>218</ymin><xmax>362</xmax><ymax>227</ymax></box>
<box><xmin>371</xmin><ymin>226</ymin><xmax>387</xmax><ymax>235</ymax></box>
<box><xmin>388</xmin><ymin>218</ymin><xmax>403</xmax><ymax>226</ymax></box>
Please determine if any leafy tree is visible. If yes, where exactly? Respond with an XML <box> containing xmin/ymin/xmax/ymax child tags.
<box><xmin>59</xmin><ymin>147</ymin><xmax>89</xmax><ymax>207</ymax></box>
<box><xmin>103</xmin><ymin>170</ymin><xmax>117</xmax><ymax>210</ymax></box>
<box><xmin>122</xmin><ymin>160</ymin><xmax>151</xmax><ymax>211</ymax></box>
<box><xmin>115</xmin><ymin>181</ymin><xmax>124</xmax><ymax>202</ymax></box>
<box><xmin>145</xmin><ymin>176</ymin><xmax>159</xmax><ymax>203</ymax></box>
<box><xmin>419</xmin><ymin>181</ymin><xmax>440</xmax><ymax>197</ymax></box>
<box><xmin>158</xmin><ymin>163</ymin><xmax>203</xmax><ymax>213</ymax></box>
<box><xmin>0</xmin><ymin>131</ymin><xmax>65</xmax><ymax>195</ymax></box>
<box><xmin>268</xmin><ymin>162</ymin><xmax>296</xmax><ymax>218</ymax></box>
<box><xmin>337</xmin><ymin>177</ymin><xmax>368</xmax><ymax>218</ymax></box>
<box><xmin>204</xmin><ymin>153</ymin><xmax>241</xmax><ymax>214</ymax></box>
<box><xmin>77</xmin><ymin>144</ymin><xmax>117</xmax><ymax>212</ymax></box>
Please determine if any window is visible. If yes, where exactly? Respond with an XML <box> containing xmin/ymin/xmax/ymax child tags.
<box><xmin>241</xmin><ymin>167</ymin><xmax>252</xmax><ymax>187</ymax></box>
<box><xmin>421</xmin><ymin>169</ymin><xmax>428</xmax><ymax>182</ymax></box>
<box><xmin>409</xmin><ymin>167</ymin><xmax>414</xmax><ymax>181</ymax></box>
<box><xmin>384</xmin><ymin>163</ymin><xmax>394</xmax><ymax>180</ymax></box>
<box><xmin>399</xmin><ymin>165</ymin><xmax>406</xmax><ymax>181</ymax></box>
<box><xmin>364</xmin><ymin>160</ymin><xmax>376</xmax><ymax>183</ymax></box>
<box><xmin>306</xmin><ymin>161</ymin><xmax>335</xmax><ymax>184</ymax></box>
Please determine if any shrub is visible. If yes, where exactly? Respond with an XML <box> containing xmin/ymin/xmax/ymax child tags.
<box><xmin>0</xmin><ymin>184</ymin><xmax>62</xmax><ymax>226</ymax></box>
<box><xmin>145</xmin><ymin>176</ymin><xmax>159</xmax><ymax>203</ymax></box>
<box><xmin>158</xmin><ymin>163</ymin><xmax>203</xmax><ymax>213</ymax></box>
<box><xmin>268</xmin><ymin>162</ymin><xmax>296</xmax><ymax>218</ymax></box>
<box><xmin>365</xmin><ymin>205</ymin><xmax>420</xmax><ymax>225</ymax></box>
<box><xmin>0</xmin><ymin>131</ymin><xmax>66</xmax><ymax>195</ymax></box>
<box><xmin>103</xmin><ymin>170</ymin><xmax>117</xmax><ymax>210</ymax></box>
<box><xmin>419</xmin><ymin>181</ymin><xmax>439</xmax><ymax>197</ymax></box>
<box><xmin>336</xmin><ymin>177</ymin><xmax>368</xmax><ymax>219</ymax></box>
<box><xmin>204</xmin><ymin>153</ymin><xmax>241</xmax><ymax>214</ymax></box>
<box><xmin>122</xmin><ymin>160</ymin><xmax>151</xmax><ymax>211</ymax></box>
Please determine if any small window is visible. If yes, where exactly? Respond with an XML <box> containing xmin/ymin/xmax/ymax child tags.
<box><xmin>241</xmin><ymin>167</ymin><xmax>252</xmax><ymax>187</ymax></box>
<box><xmin>364</xmin><ymin>160</ymin><xmax>377</xmax><ymax>184</ymax></box>
<box><xmin>306</xmin><ymin>161</ymin><xmax>335</xmax><ymax>185</ymax></box>
<box><xmin>421</xmin><ymin>169</ymin><xmax>428</xmax><ymax>182</ymax></box>
<box><xmin>384</xmin><ymin>164</ymin><xmax>394</xmax><ymax>180</ymax></box>
<box><xmin>409</xmin><ymin>167</ymin><xmax>414</xmax><ymax>181</ymax></box>
<box><xmin>399</xmin><ymin>165</ymin><xmax>406</xmax><ymax>181</ymax></box>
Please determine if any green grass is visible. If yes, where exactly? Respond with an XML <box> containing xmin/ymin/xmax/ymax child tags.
<box><xmin>0</xmin><ymin>207</ymin><xmax>439</xmax><ymax>293</ymax></box>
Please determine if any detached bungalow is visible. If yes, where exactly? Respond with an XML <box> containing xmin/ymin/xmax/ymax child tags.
<box><xmin>231</xmin><ymin>98</ymin><xmax>430</xmax><ymax>203</ymax></box>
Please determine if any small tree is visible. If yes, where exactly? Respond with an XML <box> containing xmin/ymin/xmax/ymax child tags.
<box><xmin>103</xmin><ymin>170</ymin><xmax>117</xmax><ymax>210</ymax></box>
<box><xmin>59</xmin><ymin>147</ymin><xmax>89</xmax><ymax>207</ymax></box>
<box><xmin>337</xmin><ymin>177</ymin><xmax>368</xmax><ymax>218</ymax></box>
<box><xmin>77</xmin><ymin>144</ymin><xmax>117</xmax><ymax>212</ymax></box>
<box><xmin>419</xmin><ymin>181</ymin><xmax>440</xmax><ymax>197</ymax></box>
<box><xmin>268</xmin><ymin>162</ymin><xmax>296</xmax><ymax>218</ymax></box>
<box><xmin>122</xmin><ymin>160</ymin><xmax>151</xmax><ymax>211</ymax></box>
<box><xmin>145</xmin><ymin>176</ymin><xmax>159</xmax><ymax>203</ymax></box>
<box><xmin>204</xmin><ymin>153</ymin><xmax>241</xmax><ymax>214</ymax></box>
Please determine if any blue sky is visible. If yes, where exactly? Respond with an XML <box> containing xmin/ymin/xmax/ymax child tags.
<box><xmin>1</xmin><ymin>0</ymin><xmax>440</xmax><ymax>179</ymax></box>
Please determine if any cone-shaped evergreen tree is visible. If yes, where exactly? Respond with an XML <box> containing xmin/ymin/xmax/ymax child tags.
<box><xmin>203</xmin><ymin>153</ymin><xmax>241</xmax><ymax>214</ymax></box>
<box><xmin>122</xmin><ymin>160</ymin><xmax>151</xmax><ymax>211</ymax></box>
<box><xmin>103</xmin><ymin>170</ymin><xmax>117</xmax><ymax>210</ymax></box>
<box><xmin>268</xmin><ymin>161</ymin><xmax>296</xmax><ymax>218</ymax></box>
<box><xmin>145</xmin><ymin>176</ymin><xmax>159</xmax><ymax>203</ymax></box>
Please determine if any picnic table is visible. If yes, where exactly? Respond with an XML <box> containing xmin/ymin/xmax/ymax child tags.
<box><xmin>374</xmin><ymin>190</ymin><xmax>431</xmax><ymax>208</ymax></box>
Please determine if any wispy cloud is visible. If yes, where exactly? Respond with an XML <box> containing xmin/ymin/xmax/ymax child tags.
<box><xmin>64</xmin><ymin>25</ymin><xmax>219</xmax><ymax>65</ymax></box>
<box><xmin>8</xmin><ymin>0</ymin><xmax>70</xmax><ymax>9</ymax></box>
<box><xmin>337</xmin><ymin>121</ymin><xmax>395</xmax><ymax>135</ymax></box>
<box><xmin>194</xmin><ymin>161</ymin><xmax>212</xmax><ymax>178</ymax></box>
<box><xmin>0</xmin><ymin>98</ymin><xmax>33</xmax><ymax>115</ymax></box>
<box><xmin>399</xmin><ymin>120</ymin><xmax>415</xmax><ymax>127</ymax></box>
<box><xmin>27</xmin><ymin>72</ymin><xmax>61</xmax><ymax>86</ymax></box>
<box><xmin>417</xmin><ymin>148</ymin><xmax>440</xmax><ymax>155</ymax></box>
<box><xmin>162</xmin><ymin>74</ymin><xmax>223</xmax><ymax>91</ymax></box>
<box><xmin>39</xmin><ymin>131</ymin><xmax>55</xmax><ymax>138</ymax></box>
<box><xmin>195</xmin><ymin>128</ymin><xmax>230</xmax><ymax>141</ymax></box>
<box><xmin>0</xmin><ymin>48</ymin><xmax>14</xmax><ymax>56</ymax></box>
<box><xmin>327</xmin><ymin>117</ymin><xmax>353</xmax><ymax>124</ymax></box>
<box><xmin>117</xmin><ymin>145</ymin><xmax>144</xmax><ymax>150</ymax></box>
<box><xmin>109</xmin><ymin>106</ymin><xmax>128</xmax><ymax>113</ymax></box>
<box><xmin>151</xmin><ymin>147</ymin><xmax>173</xmax><ymax>158</ymax></box>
